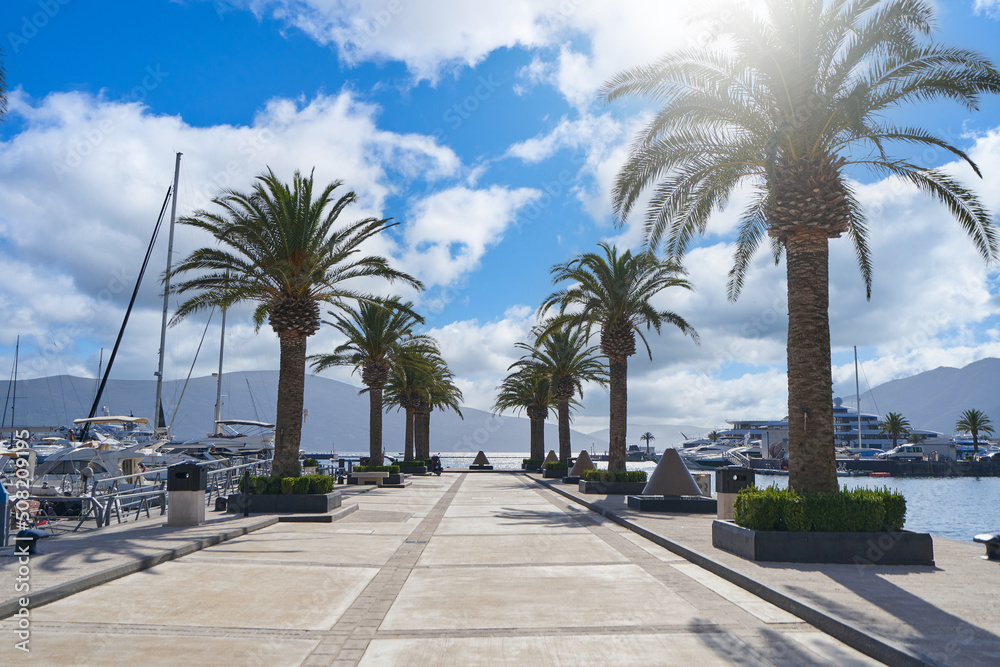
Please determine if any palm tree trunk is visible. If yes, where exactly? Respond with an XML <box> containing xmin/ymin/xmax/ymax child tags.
<box><xmin>404</xmin><ymin>407</ymin><xmax>414</xmax><ymax>461</ymax></box>
<box><xmin>785</xmin><ymin>232</ymin><xmax>837</xmax><ymax>494</ymax></box>
<box><xmin>274</xmin><ymin>331</ymin><xmax>307</xmax><ymax>478</ymax></box>
<box><xmin>608</xmin><ymin>354</ymin><xmax>628</xmax><ymax>473</ymax></box>
<box><xmin>415</xmin><ymin>410</ymin><xmax>429</xmax><ymax>460</ymax></box>
<box><xmin>369</xmin><ymin>383</ymin><xmax>383</xmax><ymax>466</ymax></box>
<box><xmin>558</xmin><ymin>397</ymin><xmax>571</xmax><ymax>464</ymax></box>
<box><xmin>530</xmin><ymin>416</ymin><xmax>545</xmax><ymax>461</ymax></box>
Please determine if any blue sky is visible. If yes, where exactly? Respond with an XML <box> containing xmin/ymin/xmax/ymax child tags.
<box><xmin>3</xmin><ymin>0</ymin><xmax>1000</xmax><ymax>436</ymax></box>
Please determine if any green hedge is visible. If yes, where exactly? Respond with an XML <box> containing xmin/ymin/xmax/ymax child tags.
<box><xmin>733</xmin><ymin>485</ymin><xmax>906</xmax><ymax>532</ymax></box>
<box><xmin>522</xmin><ymin>458</ymin><xmax>543</xmax><ymax>466</ymax></box>
<box><xmin>582</xmin><ymin>470</ymin><xmax>647</xmax><ymax>483</ymax></box>
<box><xmin>544</xmin><ymin>461</ymin><xmax>568</xmax><ymax>471</ymax></box>
<box><xmin>302</xmin><ymin>458</ymin><xmax>319</xmax><ymax>467</ymax></box>
<box><xmin>353</xmin><ymin>465</ymin><xmax>400</xmax><ymax>474</ymax></box>
<box><xmin>402</xmin><ymin>460</ymin><xmax>427</xmax><ymax>467</ymax></box>
<box><xmin>239</xmin><ymin>474</ymin><xmax>334</xmax><ymax>495</ymax></box>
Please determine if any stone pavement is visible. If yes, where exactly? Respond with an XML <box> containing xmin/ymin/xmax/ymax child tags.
<box><xmin>0</xmin><ymin>472</ymin><xmax>933</xmax><ymax>665</ymax></box>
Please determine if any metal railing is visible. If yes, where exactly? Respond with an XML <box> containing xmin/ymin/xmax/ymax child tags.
<box><xmin>204</xmin><ymin>458</ymin><xmax>273</xmax><ymax>507</ymax></box>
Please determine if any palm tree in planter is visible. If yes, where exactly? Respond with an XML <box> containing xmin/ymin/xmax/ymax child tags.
<box><xmin>601</xmin><ymin>0</ymin><xmax>1000</xmax><ymax>493</ymax></box>
<box><xmin>415</xmin><ymin>353</ymin><xmax>464</xmax><ymax>461</ymax></box>
<box><xmin>384</xmin><ymin>343</ymin><xmax>438</xmax><ymax>461</ymax></box>
<box><xmin>879</xmin><ymin>413</ymin><xmax>911</xmax><ymax>450</ymax></box>
<box><xmin>494</xmin><ymin>363</ymin><xmax>558</xmax><ymax>462</ymax></box>
<box><xmin>512</xmin><ymin>326</ymin><xmax>607</xmax><ymax>465</ymax></box>
<box><xmin>955</xmin><ymin>409</ymin><xmax>994</xmax><ymax>455</ymax></box>
<box><xmin>310</xmin><ymin>297</ymin><xmax>428</xmax><ymax>466</ymax></box>
<box><xmin>540</xmin><ymin>242</ymin><xmax>698</xmax><ymax>473</ymax></box>
<box><xmin>639</xmin><ymin>431</ymin><xmax>655</xmax><ymax>455</ymax></box>
<box><xmin>169</xmin><ymin>168</ymin><xmax>421</xmax><ymax>477</ymax></box>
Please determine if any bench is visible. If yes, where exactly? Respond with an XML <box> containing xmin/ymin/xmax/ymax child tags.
<box><xmin>973</xmin><ymin>532</ymin><xmax>1000</xmax><ymax>560</ymax></box>
<box><xmin>349</xmin><ymin>472</ymin><xmax>389</xmax><ymax>486</ymax></box>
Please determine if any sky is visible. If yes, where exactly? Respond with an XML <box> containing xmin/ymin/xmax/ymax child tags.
<box><xmin>3</xmin><ymin>0</ymin><xmax>1000</xmax><ymax>438</ymax></box>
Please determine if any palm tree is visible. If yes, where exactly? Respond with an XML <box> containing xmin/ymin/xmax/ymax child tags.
<box><xmin>601</xmin><ymin>0</ymin><xmax>1000</xmax><ymax>493</ymax></box>
<box><xmin>707</xmin><ymin>430</ymin><xmax>721</xmax><ymax>443</ymax></box>
<box><xmin>512</xmin><ymin>326</ymin><xmax>607</xmax><ymax>464</ymax></box>
<box><xmin>878</xmin><ymin>413</ymin><xmax>911</xmax><ymax>450</ymax></box>
<box><xmin>639</xmin><ymin>431</ymin><xmax>655</xmax><ymax>454</ymax></box>
<box><xmin>310</xmin><ymin>298</ymin><xmax>427</xmax><ymax>466</ymax></box>
<box><xmin>955</xmin><ymin>409</ymin><xmax>994</xmax><ymax>455</ymax></box>
<box><xmin>494</xmin><ymin>364</ymin><xmax>556</xmax><ymax>461</ymax></box>
<box><xmin>169</xmin><ymin>168</ymin><xmax>421</xmax><ymax>477</ymax></box>
<box><xmin>540</xmin><ymin>242</ymin><xmax>698</xmax><ymax>472</ymax></box>
<box><xmin>384</xmin><ymin>344</ymin><xmax>438</xmax><ymax>461</ymax></box>
<box><xmin>416</xmin><ymin>354</ymin><xmax>464</xmax><ymax>460</ymax></box>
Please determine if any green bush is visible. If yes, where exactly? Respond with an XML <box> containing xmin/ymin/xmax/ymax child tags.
<box><xmin>544</xmin><ymin>461</ymin><xmax>568</xmax><ymax>471</ymax></box>
<box><xmin>353</xmin><ymin>465</ymin><xmax>400</xmax><ymax>473</ymax></box>
<box><xmin>302</xmin><ymin>458</ymin><xmax>319</xmax><ymax>468</ymax></box>
<box><xmin>292</xmin><ymin>476</ymin><xmax>311</xmax><ymax>494</ymax></box>
<box><xmin>280</xmin><ymin>477</ymin><xmax>296</xmax><ymax>495</ymax></box>
<box><xmin>307</xmin><ymin>475</ymin><xmax>334</xmax><ymax>494</ymax></box>
<box><xmin>734</xmin><ymin>485</ymin><xmax>906</xmax><ymax>532</ymax></box>
<box><xmin>522</xmin><ymin>458</ymin><xmax>543</xmax><ymax>467</ymax></box>
<box><xmin>403</xmin><ymin>460</ymin><xmax>427</xmax><ymax>467</ymax></box>
<box><xmin>582</xmin><ymin>470</ymin><xmax>647</xmax><ymax>483</ymax></box>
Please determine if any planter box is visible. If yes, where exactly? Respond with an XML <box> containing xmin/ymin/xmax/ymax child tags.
<box><xmin>579</xmin><ymin>480</ymin><xmax>647</xmax><ymax>495</ymax></box>
<box><xmin>226</xmin><ymin>491</ymin><xmax>342</xmax><ymax>514</ymax></box>
<box><xmin>563</xmin><ymin>475</ymin><xmax>581</xmax><ymax>485</ymax></box>
<box><xmin>627</xmin><ymin>495</ymin><xmax>717</xmax><ymax>513</ymax></box>
<box><xmin>522</xmin><ymin>463</ymin><xmax>542</xmax><ymax>472</ymax></box>
<box><xmin>542</xmin><ymin>468</ymin><xmax>567</xmax><ymax>478</ymax></box>
<box><xmin>399</xmin><ymin>465</ymin><xmax>427</xmax><ymax>475</ymax></box>
<box><xmin>712</xmin><ymin>520</ymin><xmax>934</xmax><ymax>566</ymax></box>
<box><xmin>470</xmin><ymin>464</ymin><xmax>493</xmax><ymax>470</ymax></box>
<box><xmin>349</xmin><ymin>472</ymin><xmax>389</xmax><ymax>485</ymax></box>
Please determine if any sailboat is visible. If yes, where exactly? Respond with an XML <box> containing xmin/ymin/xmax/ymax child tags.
<box><xmin>170</xmin><ymin>291</ymin><xmax>275</xmax><ymax>457</ymax></box>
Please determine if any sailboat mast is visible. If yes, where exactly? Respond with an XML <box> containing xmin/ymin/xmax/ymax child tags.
<box><xmin>154</xmin><ymin>152</ymin><xmax>182</xmax><ymax>435</ymax></box>
<box><xmin>214</xmin><ymin>299</ymin><xmax>227</xmax><ymax>428</ymax></box>
<box><xmin>10</xmin><ymin>335</ymin><xmax>18</xmax><ymax>430</ymax></box>
<box><xmin>855</xmin><ymin>346</ymin><xmax>862</xmax><ymax>449</ymax></box>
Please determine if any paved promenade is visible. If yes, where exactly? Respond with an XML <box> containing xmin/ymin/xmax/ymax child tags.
<box><xmin>0</xmin><ymin>472</ymin><xmax>992</xmax><ymax>665</ymax></box>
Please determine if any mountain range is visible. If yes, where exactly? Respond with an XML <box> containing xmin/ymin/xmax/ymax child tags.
<box><xmin>6</xmin><ymin>357</ymin><xmax>999</xmax><ymax>452</ymax></box>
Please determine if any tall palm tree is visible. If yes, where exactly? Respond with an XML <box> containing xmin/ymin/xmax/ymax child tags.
<box><xmin>384</xmin><ymin>344</ymin><xmax>438</xmax><ymax>461</ymax></box>
<box><xmin>707</xmin><ymin>430</ymin><xmax>721</xmax><ymax>444</ymax></box>
<box><xmin>878</xmin><ymin>412</ymin><xmax>911</xmax><ymax>450</ymax></box>
<box><xmin>494</xmin><ymin>365</ymin><xmax>557</xmax><ymax>461</ymax></box>
<box><xmin>955</xmin><ymin>409</ymin><xmax>994</xmax><ymax>455</ymax></box>
<box><xmin>169</xmin><ymin>168</ymin><xmax>421</xmax><ymax>477</ymax></box>
<box><xmin>639</xmin><ymin>431</ymin><xmax>655</xmax><ymax>454</ymax></box>
<box><xmin>601</xmin><ymin>0</ymin><xmax>1000</xmax><ymax>493</ymax></box>
<box><xmin>540</xmin><ymin>242</ymin><xmax>698</xmax><ymax>472</ymax></box>
<box><xmin>415</xmin><ymin>354</ymin><xmax>464</xmax><ymax>460</ymax></box>
<box><xmin>310</xmin><ymin>298</ymin><xmax>427</xmax><ymax>466</ymax></box>
<box><xmin>512</xmin><ymin>326</ymin><xmax>607</xmax><ymax>464</ymax></box>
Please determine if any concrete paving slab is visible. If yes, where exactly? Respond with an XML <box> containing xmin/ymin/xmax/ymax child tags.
<box><xmin>20</xmin><ymin>630</ymin><xmax>319</xmax><ymax>667</ymax></box>
<box><xmin>34</xmin><ymin>560</ymin><xmax>378</xmax><ymax>631</ymax></box>
<box><xmin>671</xmin><ymin>562</ymin><xmax>801</xmax><ymax>625</ymax></box>
<box><xmin>195</xmin><ymin>529</ymin><xmax>407</xmax><ymax>566</ymax></box>
<box><xmin>417</xmin><ymin>533</ymin><xmax>629</xmax><ymax>566</ymax></box>
<box><xmin>380</xmin><ymin>563</ymin><xmax>702</xmax><ymax>631</ymax></box>
<box><xmin>433</xmin><ymin>515</ymin><xmax>591</xmax><ymax>535</ymax></box>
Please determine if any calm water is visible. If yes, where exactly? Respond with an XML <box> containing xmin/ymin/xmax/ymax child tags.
<box><xmin>325</xmin><ymin>451</ymin><xmax>999</xmax><ymax>543</ymax></box>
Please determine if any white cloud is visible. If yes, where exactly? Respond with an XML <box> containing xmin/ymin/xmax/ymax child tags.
<box><xmin>974</xmin><ymin>0</ymin><xmax>1000</xmax><ymax>19</ymax></box>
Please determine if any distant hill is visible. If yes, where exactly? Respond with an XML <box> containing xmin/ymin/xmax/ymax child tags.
<box><xmin>1</xmin><ymin>372</ymin><xmax>594</xmax><ymax>454</ymax></box>
<box><xmin>583</xmin><ymin>423</ymin><xmax>712</xmax><ymax>452</ymax></box>
<box><xmin>850</xmin><ymin>358</ymin><xmax>1000</xmax><ymax>435</ymax></box>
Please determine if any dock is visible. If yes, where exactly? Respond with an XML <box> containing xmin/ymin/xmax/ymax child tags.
<box><xmin>2</xmin><ymin>472</ymin><xmax>998</xmax><ymax>665</ymax></box>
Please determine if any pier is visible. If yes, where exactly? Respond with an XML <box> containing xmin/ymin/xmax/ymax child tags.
<box><xmin>2</xmin><ymin>471</ymin><xmax>998</xmax><ymax>665</ymax></box>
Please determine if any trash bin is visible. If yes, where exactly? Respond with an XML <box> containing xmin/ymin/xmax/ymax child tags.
<box><xmin>167</xmin><ymin>463</ymin><xmax>208</xmax><ymax>526</ymax></box>
<box><xmin>716</xmin><ymin>467</ymin><xmax>755</xmax><ymax>521</ymax></box>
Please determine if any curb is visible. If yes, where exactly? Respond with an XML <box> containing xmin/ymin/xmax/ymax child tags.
<box><xmin>0</xmin><ymin>516</ymin><xmax>279</xmax><ymax>620</ymax></box>
<box><xmin>532</xmin><ymin>475</ymin><xmax>930</xmax><ymax>667</ymax></box>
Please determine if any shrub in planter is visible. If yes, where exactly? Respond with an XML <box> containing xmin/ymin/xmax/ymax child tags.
<box><xmin>302</xmin><ymin>458</ymin><xmax>319</xmax><ymax>468</ymax></box>
<box><xmin>582</xmin><ymin>470</ymin><xmax>648</xmax><ymax>484</ymax></box>
<box><xmin>544</xmin><ymin>462</ymin><xmax>568</xmax><ymax>471</ymax></box>
<box><xmin>353</xmin><ymin>465</ymin><xmax>401</xmax><ymax>474</ymax></box>
<box><xmin>734</xmin><ymin>485</ymin><xmax>906</xmax><ymax>532</ymax></box>
<box><xmin>522</xmin><ymin>458</ymin><xmax>543</xmax><ymax>470</ymax></box>
<box><xmin>307</xmin><ymin>475</ymin><xmax>334</xmax><ymax>494</ymax></box>
<box><xmin>293</xmin><ymin>476</ymin><xmax>311</xmax><ymax>495</ymax></box>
